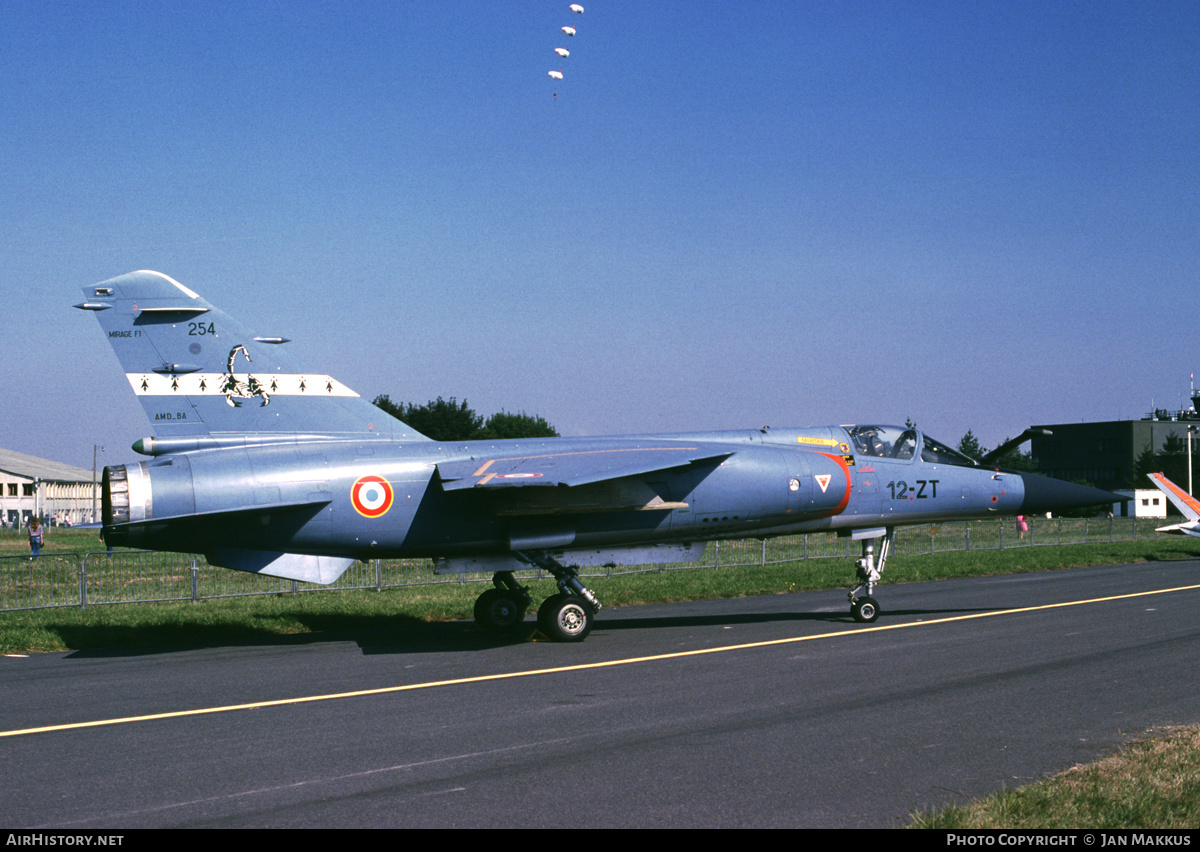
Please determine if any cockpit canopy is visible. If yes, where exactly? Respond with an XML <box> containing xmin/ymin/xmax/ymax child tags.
<box><xmin>844</xmin><ymin>425</ymin><xmax>978</xmax><ymax>467</ymax></box>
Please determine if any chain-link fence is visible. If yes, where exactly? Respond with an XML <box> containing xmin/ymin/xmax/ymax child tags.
<box><xmin>0</xmin><ymin>516</ymin><xmax>1170</xmax><ymax>612</ymax></box>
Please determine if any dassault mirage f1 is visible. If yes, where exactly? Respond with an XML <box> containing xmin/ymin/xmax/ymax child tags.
<box><xmin>76</xmin><ymin>271</ymin><xmax>1119</xmax><ymax>641</ymax></box>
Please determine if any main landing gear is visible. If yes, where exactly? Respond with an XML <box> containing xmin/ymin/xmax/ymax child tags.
<box><xmin>472</xmin><ymin>553</ymin><xmax>602</xmax><ymax>642</ymax></box>
<box><xmin>473</xmin><ymin>571</ymin><xmax>533</xmax><ymax>635</ymax></box>
<box><xmin>848</xmin><ymin>528</ymin><xmax>893</xmax><ymax>624</ymax></box>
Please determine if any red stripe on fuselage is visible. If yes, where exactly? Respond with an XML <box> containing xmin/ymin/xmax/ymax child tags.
<box><xmin>814</xmin><ymin>452</ymin><xmax>853</xmax><ymax>518</ymax></box>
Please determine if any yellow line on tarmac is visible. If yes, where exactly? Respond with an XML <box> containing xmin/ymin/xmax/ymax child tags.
<box><xmin>3</xmin><ymin>583</ymin><xmax>1198</xmax><ymax>740</ymax></box>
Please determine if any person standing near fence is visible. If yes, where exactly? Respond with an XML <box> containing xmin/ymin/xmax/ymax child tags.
<box><xmin>27</xmin><ymin>517</ymin><xmax>44</xmax><ymax>560</ymax></box>
<box><xmin>1017</xmin><ymin>514</ymin><xmax>1028</xmax><ymax>540</ymax></box>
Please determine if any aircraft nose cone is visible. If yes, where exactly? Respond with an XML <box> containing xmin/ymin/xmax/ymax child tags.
<box><xmin>1018</xmin><ymin>473</ymin><xmax>1122</xmax><ymax>514</ymax></box>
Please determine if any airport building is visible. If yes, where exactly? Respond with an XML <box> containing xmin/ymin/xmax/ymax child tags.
<box><xmin>1119</xmin><ymin>488</ymin><xmax>1167</xmax><ymax>519</ymax></box>
<box><xmin>0</xmin><ymin>448</ymin><xmax>98</xmax><ymax>528</ymax></box>
<box><xmin>1029</xmin><ymin>418</ymin><xmax>1195</xmax><ymax>491</ymax></box>
<box><xmin>1031</xmin><ymin>404</ymin><xmax>1200</xmax><ymax>517</ymax></box>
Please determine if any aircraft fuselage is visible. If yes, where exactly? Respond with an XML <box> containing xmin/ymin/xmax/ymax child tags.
<box><xmin>105</xmin><ymin>425</ymin><xmax>1030</xmax><ymax>562</ymax></box>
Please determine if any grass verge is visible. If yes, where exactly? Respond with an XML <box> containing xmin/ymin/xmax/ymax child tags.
<box><xmin>909</xmin><ymin>726</ymin><xmax>1200</xmax><ymax>828</ymax></box>
<box><xmin>1</xmin><ymin>535</ymin><xmax>1196</xmax><ymax>655</ymax></box>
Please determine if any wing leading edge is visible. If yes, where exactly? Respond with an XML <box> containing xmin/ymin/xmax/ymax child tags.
<box><xmin>436</xmin><ymin>445</ymin><xmax>733</xmax><ymax>491</ymax></box>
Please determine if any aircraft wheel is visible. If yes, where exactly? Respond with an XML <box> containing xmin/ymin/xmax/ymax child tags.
<box><xmin>538</xmin><ymin>593</ymin><xmax>593</xmax><ymax>642</ymax></box>
<box><xmin>851</xmin><ymin>596</ymin><xmax>880</xmax><ymax>624</ymax></box>
<box><xmin>474</xmin><ymin>589</ymin><xmax>527</xmax><ymax>634</ymax></box>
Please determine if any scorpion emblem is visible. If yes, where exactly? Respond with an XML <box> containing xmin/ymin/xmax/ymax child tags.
<box><xmin>221</xmin><ymin>345</ymin><xmax>270</xmax><ymax>407</ymax></box>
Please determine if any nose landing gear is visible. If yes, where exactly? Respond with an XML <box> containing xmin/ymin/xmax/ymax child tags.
<box><xmin>848</xmin><ymin>528</ymin><xmax>892</xmax><ymax>623</ymax></box>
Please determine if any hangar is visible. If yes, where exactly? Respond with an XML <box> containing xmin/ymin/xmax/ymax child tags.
<box><xmin>0</xmin><ymin>448</ymin><xmax>96</xmax><ymax>528</ymax></box>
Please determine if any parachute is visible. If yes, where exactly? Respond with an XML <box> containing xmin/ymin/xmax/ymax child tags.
<box><xmin>549</xmin><ymin>4</ymin><xmax>586</xmax><ymax>97</ymax></box>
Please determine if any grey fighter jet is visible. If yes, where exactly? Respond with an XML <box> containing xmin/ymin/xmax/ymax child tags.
<box><xmin>76</xmin><ymin>271</ymin><xmax>1120</xmax><ymax>641</ymax></box>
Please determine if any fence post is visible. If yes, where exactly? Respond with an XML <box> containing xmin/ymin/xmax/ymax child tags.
<box><xmin>78</xmin><ymin>554</ymin><xmax>87</xmax><ymax>610</ymax></box>
<box><xmin>804</xmin><ymin>534</ymin><xmax>808</xmax><ymax>560</ymax></box>
<box><xmin>999</xmin><ymin>519</ymin><xmax>1004</xmax><ymax>550</ymax></box>
<box><xmin>714</xmin><ymin>540</ymin><xmax>720</xmax><ymax>569</ymax></box>
<box><xmin>191</xmin><ymin>556</ymin><xmax>199</xmax><ymax>601</ymax></box>
<box><xmin>375</xmin><ymin>558</ymin><xmax>383</xmax><ymax>592</ymax></box>
<box><xmin>1057</xmin><ymin>519</ymin><xmax>1062</xmax><ymax>545</ymax></box>
<box><xmin>761</xmin><ymin>538</ymin><xmax>766</xmax><ymax>565</ymax></box>
<box><xmin>966</xmin><ymin>523</ymin><xmax>971</xmax><ymax>551</ymax></box>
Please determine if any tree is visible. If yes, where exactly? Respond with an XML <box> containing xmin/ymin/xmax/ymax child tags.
<box><xmin>372</xmin><ymin>396</ymin><xmax>482</xmax><ymax>441</ymax></box>
<box><xmin>1154</xmin><ymin>433</ymin><xmax>1189</xmax><ymax>492</ymax></box>
<box><xmin>372</xmin><ymin>396</ymin><xmax>559</xmax><ymax>441</ymax></box>
<box><xmin>1162</xmin><ymin>433</ymin><xmax>1187</xmax><ymax>455</ymax></box>
<box><xmin>479</xmin><ymin>411</ymin><xmax>559</xmax><ymax>439</ymax></box>
<box><xmin>957</xmin><ymin>429</ymin><xmax>982</xmax><ymax>461</ymax></box>
<box><xmin>988</xmin><ymin>438</ymin><xmax>1038</xmax><ymax>472</ymax></box>
<box><xmin>1133</xmin><ymin>441</ymin><xmax>1159</xmax><ymax>487</ymax></box>
<box><xmin>372</xmin><ymin>394</ymin><xmax>404</xmax><ymax>422</ymax></box>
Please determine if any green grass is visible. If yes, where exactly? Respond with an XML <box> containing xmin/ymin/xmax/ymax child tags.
<box><xmin>0</xmin><ymin>588</ymin><xmax>470</xmax><ymax>654</ymax></box>
<box><xmin>1</xmin><ymin>533</ymin><xmax>1195</xmax><ymax>655</ymax></box>
<box><xmin>0</xmin><ymin>527</ymin><xmax>109</xmax><ymax>554</ymax></box>
<box><xmin>909</xmin><ymin>726</ymin><xmax>1200</xmax><ymax>828</ymax></box>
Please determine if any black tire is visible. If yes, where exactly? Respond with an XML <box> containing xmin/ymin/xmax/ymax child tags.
<box><xmin>851</xmin><ymin>595</ymin><xmax>880</xmax><ymax>624</ymax></box>
<box><xmin>474</xmin><ymin>588</ymin><xmax>527</xmax><ymax>633</ymax></box>
<box><xmin>537</xmin><ymin>593</ymin><xmax>593</xmax><ymax>642</ymax></box>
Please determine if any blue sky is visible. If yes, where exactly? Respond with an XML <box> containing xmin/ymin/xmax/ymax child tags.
<box><xmin>4</xmin><ymin>1</ymin><xmax>1198</xmax><ymax>470</ymax></box>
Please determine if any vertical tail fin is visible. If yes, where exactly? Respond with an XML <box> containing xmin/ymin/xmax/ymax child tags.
<box><xmin>76</xmin><ymin>270</ymin><xmax>429</xmax><ymax>443</ymax></box>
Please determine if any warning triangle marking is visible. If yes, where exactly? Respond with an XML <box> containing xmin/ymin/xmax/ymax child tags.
<box><xmin>815</xmin><ymin>474</ymin><xmax>831</xmax><ymax>493</ymax></box>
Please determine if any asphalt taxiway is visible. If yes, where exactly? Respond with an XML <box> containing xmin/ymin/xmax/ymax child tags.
<box><xmin>2</xmin><ymin>559</ymin><xmax>1199</xmax><ymax>827</ymax></box>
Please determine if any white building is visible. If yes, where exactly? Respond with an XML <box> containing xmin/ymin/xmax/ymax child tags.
<box><xmin>1112</xmin><ymin>488</ymin><xmax>1167</xmax><ymax>519</ymax></box>
<box><xmin>0</xmin><ymin>448</ymin><xmax>98</xmax><ymax>528</ymax></box>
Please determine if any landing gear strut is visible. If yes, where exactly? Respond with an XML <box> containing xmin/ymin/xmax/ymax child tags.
<box><xmin>517</xmin><ymin>550</ymin><xmax>602</xmax><ymax>642</ymax></box>
<box><xmin>473</xmin><ymin>571</ymin><xmax>534</xmax><ymax>635</ymax></box>
<box><xmin>848</xmin><ymin>528</ymin><xmax>893</xmax><ymax>623</ymax></box>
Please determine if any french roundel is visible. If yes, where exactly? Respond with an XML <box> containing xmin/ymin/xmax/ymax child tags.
<box><xmin>352</xmin><ymin>475</ymin><xmax>394</xmax><ymax>518</ymax></box>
